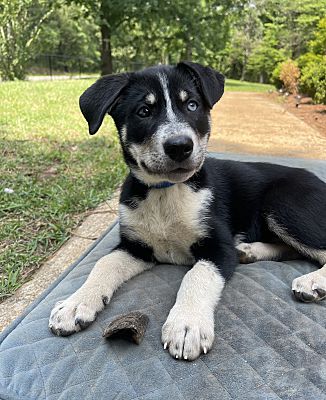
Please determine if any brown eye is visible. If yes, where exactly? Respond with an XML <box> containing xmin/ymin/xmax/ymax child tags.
<box><xmin>137</xmin><ymin>106</ymin><xmax>151</xmax><ymax>118</ymax></box>
<box><xmin>187</xmin><ymin>100</ymin><xmax>198</xmax><ymax>112</ymax></box>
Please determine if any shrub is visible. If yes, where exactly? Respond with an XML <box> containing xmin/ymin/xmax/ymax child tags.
<box><xmin>278</xmin><ymin>59</ymin><xmax>300</xmax><ymax>94</ymax></box>
<box><xmin>246</xmin><ymin>45</ymin><xmax>287</xmax><ymax>83</ymax></box>
<box><xmin>271</xmin><ymin>63</ymin><xmax>283</xmax><ymax>89</ymax></box>
<box><xmin>300</xmin><ymin>56</ymin><xmax>326</xmax><ymax>104</ymax></box>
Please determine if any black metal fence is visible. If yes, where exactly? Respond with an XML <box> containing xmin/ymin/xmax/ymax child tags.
<box><xmin>27</xmin><ymin>54</ymin><xmax>98</xmax><ymax>79</ymax></box>
<box><xmin>27</xmin><ymin>54</ymin><xmax>154</xmax><ymax>79</ymax></box>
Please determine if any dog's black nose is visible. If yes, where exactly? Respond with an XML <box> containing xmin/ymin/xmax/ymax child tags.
<box><xmin>163</xmin><ymin>135</ymin><xmax>193</xmax><ymax>162</ymax></box>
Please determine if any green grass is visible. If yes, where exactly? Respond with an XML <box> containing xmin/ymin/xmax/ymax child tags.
<box><xmin>0</xmin><ymin>76</ymin><xmax>273</xmax><ymax>300</ymax></box>
<box><xmin>225</xmin><ymin>78</ymin><xmax>274</xmax><ymax>92</ymax></box>
<box><xmin>0</xmin><ymin>78</ymin><xmax>127</xmax><ymax>300</ymax></box>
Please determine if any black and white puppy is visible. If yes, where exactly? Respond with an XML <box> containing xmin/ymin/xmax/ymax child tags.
<box><xmin>49</xmin><ymin>62</ymin><xmax>326</xmax><ymax>360</ymax></box>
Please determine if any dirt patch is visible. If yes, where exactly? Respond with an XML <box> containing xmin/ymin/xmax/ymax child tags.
<box><xmin>39</xmin><ymin>165</ymin><xmax>59</xmax><ymax>180</ymax></box>
<box><xmin>274</xmin><ymin>93</ymin><xmax>326</xmax><ymax>137</ymax></box>
<box><xmin>210</xmin><ymin>91</ymin><xmax>326</xmax><ymax>160</ymax></box>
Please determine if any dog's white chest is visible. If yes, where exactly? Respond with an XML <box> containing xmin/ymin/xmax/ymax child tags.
<box><xmin>119</xmin><ymin>184</ymin><xmax>213</xmax><ymax>265</ymax></box>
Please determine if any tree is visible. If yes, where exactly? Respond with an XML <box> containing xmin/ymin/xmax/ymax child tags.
<box><xmin>34</xmin><ymin>3</ymin><xmax>100</xmax><ymax>73</ymax></box>
<box><xmin>222</xmin><ymin>0</ymin><xmax>326</xmax><ymax>82</ymax></box>
<box><xmin>0</xmin><ymin>0</ymin><xmax>56</xmax><ymax>80</ymax></box>
<box><xmin>246</xmin><ymin>23</ymin><xmax>288</xmax><ymax>82</ymax></box>
<box><xmin>262</xmin><ymin>0</ymin><xmax>326</xmax><ymax>58</ymax></box>
<box><xmin>298</xmin><ymin>17</ymin><xmax>326</xmax><ymax>104</ymax></box>
<box><xmin>223</xmin><ymin>3</ymin><xmax>263</xmax><ymax>80</ymax></box>
<box><xmin>71</xmin><ymin>0</ymin><xmax>236</xmax><ymax>75</ymax></box>
<box><xmin>70</xmin><ymin>0</ymin><xmax>147</xmax><ymax>75</ymax></box>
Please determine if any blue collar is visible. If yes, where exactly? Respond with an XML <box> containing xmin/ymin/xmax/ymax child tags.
<box><xmin>149</xmin><ymin>181</ymin><xmax>175</xmax><ymax>189</ymax></box>
<box><xmin>131</xmin><ymin>172</ymin><xmax>176</xmax><ymax>189</ymax></box>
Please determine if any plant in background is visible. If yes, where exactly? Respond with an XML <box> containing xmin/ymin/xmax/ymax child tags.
<box><xmin>300</xmin><ymin>56</ymin><xmax>326</xmax><ymax>104</ymax></box>
<box><xmin>0</xmin><ymin>0</ymin><xmax>56</xmax><ymax>80</ymax></box>
<box><xmin>271</xmin><ymin>63</ymin><xmax>283</xmax><ymax>89</ymax></box>
<box><xmin>278</xmin><ymin>59</ymin><xmax>300</xmax><ymax>94</ymax></box>
<box><xmin>298</xmin><ymin>17</ymin><xmax>326</xmax><ymax>104</ymax></box>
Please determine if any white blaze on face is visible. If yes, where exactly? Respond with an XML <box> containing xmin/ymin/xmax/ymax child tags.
<box><xmin>158</xmin><ymin>73</ymin><xmax>178</xmax><ymax>123</ymax></box>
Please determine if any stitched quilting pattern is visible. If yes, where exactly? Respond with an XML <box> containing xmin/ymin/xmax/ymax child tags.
<box><xmin>1</xmin><ymin>154</ymin><xmax>326</xmax><ymax>400</ymax></box>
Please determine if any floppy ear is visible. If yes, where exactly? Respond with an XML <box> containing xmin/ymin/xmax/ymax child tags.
<box><xmin>79</xmin><ymin>73</ymin><xmax>130</xmax><ymax>135</ymax></box>
<box><xmin>177</xmin><ymin>61</ymin><xmax>225</xmax><ymax>108</ymax></box>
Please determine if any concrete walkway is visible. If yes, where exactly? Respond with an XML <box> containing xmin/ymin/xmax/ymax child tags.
<box><xmin>1</xmin><ymin>91</ymin><xmax>325</xmax><ymax>332</ymax></box>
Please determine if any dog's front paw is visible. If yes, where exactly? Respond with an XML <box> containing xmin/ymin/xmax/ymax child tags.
<box><xmin>292</xmin><ymin>271</ymin><xmax>326</xmax><ymax>302</ymax></box>
<box><xmin>161</xmin><ymin>306</ymin><xmax>214</xmax><ymax>361</ymax></box>
<box><xmin>49</xmin><ymin>294</ymin><xmax>105</xmax><ymax>336</ymax></box>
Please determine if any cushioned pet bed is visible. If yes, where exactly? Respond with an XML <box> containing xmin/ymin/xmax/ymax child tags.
<box><xmin>1</xmin><ymin>152</ymin><xmax>326</xmax><ymax>400</ymax></box>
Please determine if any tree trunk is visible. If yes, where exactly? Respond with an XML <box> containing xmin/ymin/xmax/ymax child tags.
<box><xmin>180</xmin><ymin>39</ymin><xmax>192</xmax><ymax>61</ymax></box>
<box><xmin>240</xmin><ymin>64</ymin><xmax>246</xmax><ymax>81</ymax></box>
<box><xmin>241</xmin><ymin>55</ymin><xmax>247</xmax><ymax>81</ymax></box>
<box><xmin>100</xmin><ymin>23</ymin><xmax>113</xmax><ymax>75</ymax></box>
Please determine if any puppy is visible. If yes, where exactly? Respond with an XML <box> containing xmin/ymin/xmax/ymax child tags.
<box><xmin>49</xmin><ymin>62</ymin><xmax>326</xmax><ymax>360</ymax></box>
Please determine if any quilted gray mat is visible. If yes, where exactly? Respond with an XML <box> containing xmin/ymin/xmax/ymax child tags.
<box><xmin>1</xmin><ymin>153</ymin><xmax>326</xmax><ymax>400</ymax></box>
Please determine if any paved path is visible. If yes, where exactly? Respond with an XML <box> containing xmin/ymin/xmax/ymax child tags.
<box><xmin>209</xmin><ymin>92</ymin><xmax>326</xmax><ymax>159</ymax></box>
<box><xmin>1</xmin><ymin>91</ymin><xmax>325</xmax><ymax>332</ymax></box>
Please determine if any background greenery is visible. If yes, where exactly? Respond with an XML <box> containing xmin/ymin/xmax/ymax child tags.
<box><xmin>1</xmin><ymin>0</ymin><xmax>325</xmax><ymax>102</ymax></box>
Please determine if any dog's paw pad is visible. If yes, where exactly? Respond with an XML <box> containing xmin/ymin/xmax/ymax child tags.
<box><xmin>162</xmin><ymin>312</ymin><xmax>214</xmax><ymax>360</ymax></box>
<box><xmin>49</xmin><ymin>297</ymin><xmax>103</xmax><ymax>336</ymax></box>
<box><xmin>236</xmin><ymin>243</ymin><xmax>257</xmax><ymax>264</ymax></box>
<box><xmin>292</xmin><ymin>272</ymin><xmax>326</xmax><ymax>302</ymax></box>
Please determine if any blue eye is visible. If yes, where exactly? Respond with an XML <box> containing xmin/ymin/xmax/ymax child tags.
<box><xmin>187</xmin><ymin>100</ymin><xmax>198</xmax><ymax>112</ymax></box>
<box><xmin>137</xmin><ymin>106</ymin><xmax>151</xmax><ymax>118</ymax></box>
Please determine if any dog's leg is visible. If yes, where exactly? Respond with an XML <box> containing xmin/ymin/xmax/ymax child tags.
<box><xmin>162</xmin><ymin>260</ymin><xmax>225</xmax><ymax>360</ymax></box>
<box><xmin>49</xmin><ymin>249</ymin><xmax>153</xmax><ymax>336</ymax></box>
<box><xmin>162</xmin><ymin>225</ymin><xmax>237</xmax><ymax>360</ymax></box>
<box><xmin>235</xmin><ymin>241</ymin><xmax>299</xmax><ymax>264</ymax></box>
<box><xmin>261</xmin><ymin>172</ymin><xmax>326</xmax><ymax>302</ymax></box>
<box><xmin>266</xmin><ymin>215</ymin><xmax>326</xmax><ymax>302</ymax></box>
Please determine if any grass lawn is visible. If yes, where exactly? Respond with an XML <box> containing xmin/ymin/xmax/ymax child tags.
<box><xmin>0</xmin><ymin>78</ymin><xmax>127</xmax><ymax>300</ymax></box>
<box><xmin>225</xmin><ymin>79</ymin><xmax>274</xmax><ymax>92</ymax></box>
<box><xmin>0</xmin><ymin>76</ymin><xmax>274</xmax><ymax>300</ymax></box>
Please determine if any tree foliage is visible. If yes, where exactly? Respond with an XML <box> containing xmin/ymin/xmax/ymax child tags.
<box><xmin>298</xmin><ymin>17</ymin><xmax>326</xmax><ymax>103</ymax></box>
<box><xmin>71</xmin><ymin>0</ymin><xmax>235</xmax><ymax>75</ymax></box>
<box><xmin>0</xmin><ymin>0</ymin><xmax>55</xmax><ymax>80</ymax></box>
<box><xmin>112</xmin><ymin>0</ymin><xmax>233</xmax><ymax>71</ymax></box>
<box><xmin>1</xmin><ymin>0</ymin><xmax>326</xmax><ymax>96</ymax></box>
<box><xmin>34</xmin><ymin>4</ymin><xmax>100</xmax><ymax>72</ymax></box>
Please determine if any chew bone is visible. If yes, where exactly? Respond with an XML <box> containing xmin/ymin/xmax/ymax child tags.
<box><xmin>102</xmin><ymin>311</ymin><xmax>149</xmax><ymax>344</ymax></box>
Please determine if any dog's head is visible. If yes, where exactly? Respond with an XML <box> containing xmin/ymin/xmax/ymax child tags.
<box><xmin>80</xmin><ymin>62</ymin><xmax>224</xmax><ymax>185</ymax></box>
